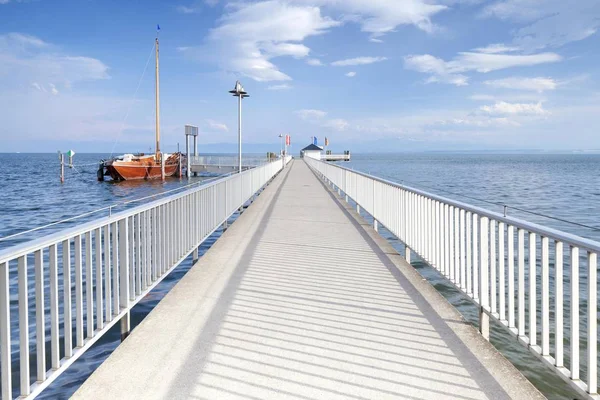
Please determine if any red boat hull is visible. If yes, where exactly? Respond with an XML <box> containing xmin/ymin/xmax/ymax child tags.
<box><xmin>102</xmin><ymin>154</ymin><xmax>181</xmax><ymax>181</ymax></box>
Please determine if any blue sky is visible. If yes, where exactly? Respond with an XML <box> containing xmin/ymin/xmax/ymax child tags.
<box><xmin>0</xmin><ymin>0</ymin><xmax>599</xmax><ymax>153</ymax></box>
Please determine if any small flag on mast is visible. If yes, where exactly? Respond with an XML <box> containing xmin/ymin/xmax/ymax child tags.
<box><xmin>325</xmin><ymin>137</ymin><xmax>329</xmax><ymax>146</ymax></box>
<box><xmin>313</xmin><ymin>137</ymin><xmax>318</xmax><ymax>146</ymax></box>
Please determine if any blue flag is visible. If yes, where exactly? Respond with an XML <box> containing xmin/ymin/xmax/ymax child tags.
<box><xmin>313</xmin><ymin>136</ymin><xmax>317</xmax><ymax>145</ymax></box>
<box><xmin>157</xmin><ymin>24</ymin><xmax>161</xmax><ymax>31</ymax></box>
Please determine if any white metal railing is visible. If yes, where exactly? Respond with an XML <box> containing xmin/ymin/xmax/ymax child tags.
<box><xmin>189</xmin><ymin>155</ymin><xmax>267</xmax><ymax>167</ymax></box>
<box><xmin>305</xmin><ymin>157</ymin><xmax>599</xmax><ymax>400</ymax></box>
<box><xmin>0</xmin><ymin>158</ymin><xmax>289</xmax><ymax>399</ymax></box>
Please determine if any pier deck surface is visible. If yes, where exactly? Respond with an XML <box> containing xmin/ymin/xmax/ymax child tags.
<box><xmin>74</xmin><ymin>160</ymin><xmax>543</xmax><ymax>400</ymax></box>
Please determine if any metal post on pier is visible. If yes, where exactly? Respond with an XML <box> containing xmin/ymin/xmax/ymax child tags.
<box><xmin>229</xmin><ymin>81</ymin><xmax>249</xmax><ymax>174</ymax></box>
<box><xmin>185</xmin><ymin>133</ymin><xmax>190</xmax><ymax>179</ymax></box>
<box><xmin>184</xmin><ymin>125</ymin><xmax>198</xmax><ymax>179</ymax></box>
<box><xmin>279</xmin><ymin>133</ymin><xmax>284</xmax><ymax>169</ymax></box>
<box><xmin>193</xmin><ymin>128</ymin><xmax>198</xmax><ymax>177</ymax></box>
<box><xmin>59</xmin><ymin>152</ymin><xmax>64</xmax><ymax>183</ymax></box>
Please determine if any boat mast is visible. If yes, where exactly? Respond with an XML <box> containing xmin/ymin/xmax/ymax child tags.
<box><xmin>155</xmin><ymin>34</ymin><xmax>161</xmax><ymax>160</ymax></box>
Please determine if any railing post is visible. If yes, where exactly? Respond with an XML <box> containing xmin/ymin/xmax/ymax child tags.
<box><xmin>119</xmin><ymin>218</ymin><xmax>130</xmax><ymax>341</ymax></box>
<box><xmin>529</xmin><ymin>232</ymin><xmax>537</xmax><ymax>347</ymax></box>
<box><xmin>571</xmin><ymin>246</ymin><xmax>580</xmax><ymax>380</ymax></box>
<box><xmin>0</xmin><ymin>261</ymin><xmax>11</xmax><ymax>400</ymax></box>
<box><xmin>18</xmin><ymin>255</ymin><xmax>30</xmax><ymax>396</ymax></box>
<box><xmin>479</xmin><ymin>216</ymin><xmax>489</xmax><ymax>340</ymax></box>
<box><xmin>588</xmin><ymin>251</ymin><xmax>597</xmax><ymax>394</ymax></box>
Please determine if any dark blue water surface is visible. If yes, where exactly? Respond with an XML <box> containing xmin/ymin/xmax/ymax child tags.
<box><xmin>1</xmin><ymin>152</ymin><xmax>598</xmax><ymax>399</ymax></box>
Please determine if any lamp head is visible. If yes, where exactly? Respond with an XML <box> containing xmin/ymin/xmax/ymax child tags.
<box><xmin>228</xmin><ymin>80</ymin><xmax>248</xmax><ymax>97</ymax></box>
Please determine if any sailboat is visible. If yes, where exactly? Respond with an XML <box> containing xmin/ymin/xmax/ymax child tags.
<box><xmin>98</xmin><ymin>32</ymin><xmax>182</xmax><ymax>181</ymax></box>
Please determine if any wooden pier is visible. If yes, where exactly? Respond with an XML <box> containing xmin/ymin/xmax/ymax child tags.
<box><xmin>74</xmin><ymin>160</ymin><xmax>542</xmax><ymax>400</ymax></box>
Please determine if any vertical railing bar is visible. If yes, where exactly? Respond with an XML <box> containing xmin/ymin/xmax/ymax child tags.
<box><xmin>95</xmin><ymin>228</ymin><xmax>103</xmax><ymax>330</ymax></box>
<box><xmin>508</xmin><ymin>225</ymin><xmax>515</xmax><ymax>328</ymax></box>
<box><xmin>85</xmin><ymin>231</ymin><xmax>93</xmax><ymax>338</ymax></box>
<box><xmin>153</xmin><ymin>207</ymin><xmax>158</xmax><ymax>282</ymax></box>
<box><xmin>499</xmin><ymin>222</ymin><xmax>505</xmax><ymax>322</ymax></box>
<box><xmin>111</xmin><ymin>222</ymin><xmax>119</xmax><ymax>315</ymax></box>
<box><xmin>490</xmin><ymin>220</ymin><xmax>496</xmax><ymax>315</ymax></box>
<box><xmin>0</xmin><ymin>261</ymin><xmax>11</xmax><ymax>400</ymax></box>
<box><xmin>541</xmin><ymin>236</ymin><xmax>550</xmax><ymax>356</ymax></box>
<box><xmin>466</xmin><ymin>211</ymin><xmax>472</xmax><ymax>296</ymax></box>
<box><xmin>518</xmin><ymin>229</ymin><xmax>525</xmax><ymax>338</ymax></box>
<box><xmin>104</xmin><ymin>225</ymin><xmax>112</xmax><ymax>322</ymax></box>
<box><xmin>460</xmin><ymin>209</ymin><xmax>466</xmax><ymax>290</ymax></box>
<box><xmin>454</xmin><ymin>207</ymin><xmax>460</xmax><ymax>287</ymax></box>
<box><xmin>146</xmin><ymin>210</ymin><xmax>152</xmax><ymax>286</ymax></box>
<box><xmin>63</xmin><ymin>238</ymin><xmax>72</xmax><ymax>358</ymax></box>
<box><xmin>529</xmin><ymin>232</ymin><xmax>537</xmax><ymax>347</ymax></box>
<box><xmin>479</xmin><ymin>216</ymin><xmax>489</xmax><ymax>340</ymax></box>
<box><xmin>135</xmin><ymin>213</ymin><xmax>141</xmax><ymax>295</ymax></box>
<box><xmin>555</xmin><ymin>240</ymin><xmax>564</xmax><ymax>367</ymax></box>
<box><xmin>49</xmin><ymin>244</ymin><xmax>59</xmax><ymax>369</ymax></box>
<box><xmin>119</xmin><ymin>218</ymin><xmax>130</xmax><ymax>315</ymax></box>
<box><xmin>473</xmin><ymin>214</ymin><xmax>479</xmax><ymax>301</ymax></box>
<box><xmin>18</xmin><ymin>255</ymin><xmax>30</xmax><ymax>396</ymax></box>
<box><xmin>74</xmin><ymin>235</ymin><xmax>84</xmax><ymax>347</ymax></box>
<box><xmin>128</xmin><ymin>216</ymin><xmax>135</xmax><ymax>301</ymax></box>
<box><xmin>587</xmin><ymin>251</ymin><xmax>597</xmax><ymax>394</ymax></box>
<box><xmin>35</xmin><ymin>249</ymin><xmax>46</xmax><ymax>382</ymax></box>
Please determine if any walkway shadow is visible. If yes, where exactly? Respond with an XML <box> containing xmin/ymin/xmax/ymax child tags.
<box><xmin>163</xmin><ymin>162</ymin><xmax>509</xmax><ymax>400</ymax></box>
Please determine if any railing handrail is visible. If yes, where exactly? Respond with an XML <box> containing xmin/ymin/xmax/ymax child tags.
<box><xmin>321</xmin><ymin>160</ymin><xmax>600</xmax><ymax>254</ymax></box>
<box><xmin>306</xmin><ymin>156</ymin><xmax>599</xmax><ymax>400</ymax></box>
<box><xmin>0</xmin><ymin>161</ymin><xmax>273</xmax><ymax>267</ymax></box>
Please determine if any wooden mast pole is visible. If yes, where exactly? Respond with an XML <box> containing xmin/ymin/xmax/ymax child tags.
<box><xmin>155</xmin><ymin>34</ymin><xmax>161</xmax><ymax>162</ymax></box>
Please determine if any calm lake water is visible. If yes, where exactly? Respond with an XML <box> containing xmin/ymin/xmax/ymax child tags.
<box><xmin>1</xmin><ymin>152</ymin><xmax>598</xmax><ymax>399</ymax></box>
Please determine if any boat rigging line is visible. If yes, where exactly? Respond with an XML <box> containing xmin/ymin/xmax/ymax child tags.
<box><xmin>109</xmin><ymin>41</ymin><xmax>156</xmax><ymax>158</ymax></box>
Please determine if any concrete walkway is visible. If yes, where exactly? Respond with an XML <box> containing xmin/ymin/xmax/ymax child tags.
<box><xmin>74</xmin><ymin>160</ymin><xmax>543</xmax><ymax>400</ymax></box>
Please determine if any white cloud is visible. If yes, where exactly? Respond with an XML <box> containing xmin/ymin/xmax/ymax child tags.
<box><xmin>369</xmin><ymin>37</ymin><xmax>384</xmax><ymax>43</ymax></box>
<box><xmin>436</xmin><ymin>116</ymin><xmax>521</xmax><ymax>128</ymax></box>
<box><xmin>404</xmin><ymin>54</ymin><xmax>468</xmax><ymax>86</ymax></box>
<box><xmin>194</xmin><ymin>1</ymin><xmax>339</xmax><ymax>82</ymax></box>
<box><xmin>404</xmin><ymin>51</ymin><xmax>561</xmax><ymax>85</ymax></box>
<box><xmin>451</xmin><ymin>52</ymin><xmax>561</xmax><ymax>73</ymax></box>
<box><xmin>306</xmin><ymin>58</ymin><xmax>324</xmax><ymax>66</ymax></box>
<box><xmin>49</xmin><ymin>83</ymin><xmax>59</xmax><ymax>95</ymax></box>
<box><xmin>472</xmin><ymin>43</ymin><xmax>520</xmax><ymax>54</ymax></box>
<box><xmin>0</xmin><ymin>0</ymin><xmax>10</xmax><ymax>4</ymax></box>
<box><xmin>323</xmin><ymin>118</ymin><xmax>349</xmax><ymax>131</ymax></box>
<box><xmin>483</xmin><ymin>0</ymin><xmax>600</xmax><ymax>50</ymax></box>
<box><xmin>205</xmin><ymin>119</ymin><xmax>229</xmax><ymax>131</ymax></box>
<box><xmin>345</xmin><ymin>71</ymin><xmax>356</xmax><ymax>77</ymax></box>
<box><xmin>479</xmin><ymin>101</ymin><xmax>548</xmax><ymax>116</ymax></box>
<box><xmin>268</xmin><ymin>83</ymin><xmax>293</xmax><ymax>90</ymax></box>
<box><xmin>176</xmin><ymin>5</ymin><xmax>200</xmax><ymax>13</ymax></box>
<box><xmin>331</xmin><ymin>56</ymin><xmax>387</xmax><ymax>66</ymax></box>
<box><xmin>291</xmin><ymin>0</ymin><xmax>448</xmax><ymax>39</ymax></box>
<box><xmin>0</xmin><ymin>32</ymin><xmax>109</xmax><ymax>93</ymax></box>
<box><xmin>469</xmin><ymin>93</ymin><xmax>548</xmax><ymax>103</ymax></box>
<box><xmin>483</xmin><ymin>77</ymin><xmax>557</xmax><ymax>92</ymax></box>
<box><xmin>296</xmin><ymin>109</ymin><xmax>327</xmax><ymax>119</ymax></box>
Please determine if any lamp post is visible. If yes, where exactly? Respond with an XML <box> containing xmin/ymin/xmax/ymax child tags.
<box><xmin>279</xmin><ymin>133</ymin><xmax>284</xmax><ymax>169</ymax></box>
<box><xmin>229</xmin><ymin>81</ymin><xmax>249</xmax><ymax>173</ymax></box>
